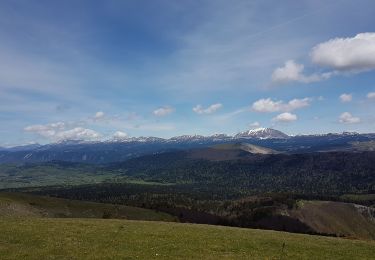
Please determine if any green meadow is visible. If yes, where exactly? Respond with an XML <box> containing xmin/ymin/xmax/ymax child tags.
<box><xmin>1</xmin><ymin>218</ymin><xmax>374</xmax><ymax>259</ymax></box>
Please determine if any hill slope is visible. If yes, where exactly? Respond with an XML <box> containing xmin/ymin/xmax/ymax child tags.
<box><xmin>288</xmin><ymin>200</ymin><xmax>375</xmax><ymax>239</ymax></box>
<box><xmin>0</xmin><ymin>218</ymin><xmax>374</xmax><ymax>259</ymax></box>
<box><xmin>212</xmin><ymin>143</ymin><xmax>279</xmax><ymax>154</ymax></box>
<box><xmin>107</xmin><ymin>150</ymin><xmax>375</xmax><ymax>194</ymax></box>
<box><xmin>19</xmin><ymin>185</ymin><xmax>375</xmax><ymax>240</ymax></box>
<box><xmin>185</xmin><ymin>142</ymin><xmax>279</xmax><ymax>162</ymax></box>
<box><xmin>0</xmin><ymin>192</ymin><xmax>176</xmax><ymax>222</ymax></box>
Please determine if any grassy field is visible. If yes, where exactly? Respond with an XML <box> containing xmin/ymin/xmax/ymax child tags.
<box><xmin>0</xmin><ymin>163</ymin><xmax>122</xmax><ymax>189</ymax></box>
<box><xmin>0</xmin><ymin>192</ymin><xmax>176</xmax><ymax>222</ymax></box>
<box><xmin>0</xmin><ymin>163</ymin><xmax>174</xmax><ymax>189</ymax></box>
<box><xmin>0</xmin><ymin>217</ymin><xmax>374</xmax><ymax>259</ymax></box>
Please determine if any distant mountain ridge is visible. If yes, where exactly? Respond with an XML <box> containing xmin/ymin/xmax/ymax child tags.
<box><xmin>1</xmin><ymin>128</ymin><xmax>375</xmax><ymax>164</ymax></box>
<box><xmin>5</xmin><ymin>128</ymin><xmax>370</xmax><ymax>147</ymax></box>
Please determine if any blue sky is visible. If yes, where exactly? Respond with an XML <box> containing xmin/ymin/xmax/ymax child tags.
<box><xmin>1</xmin><ymin>0</ymin><xmax>375</xmax><ymax>145</ymax></box>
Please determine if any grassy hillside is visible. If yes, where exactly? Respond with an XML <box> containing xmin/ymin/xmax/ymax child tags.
<box><xmin>289</xmin><ymin>201</ymin><xmax>375</xmax><ymax>240</ymax></box>
<box><xmin>0</xmin><ymin>218</ymin><xmax>374</xmax><ymax>259</ymax></box>
<box><xmin>186</xmin><ymin>143</ymin><xmax>279</xmax><ymax>161</ymax></box>
<box><xmin>212</xmin><ymin>143</ymin><xmax>279</xmax><ymax>154</ymax></box>
<box><xmin>0</xmin><ymin>192</ymin><xmax>176</xmax><ymax>222</ymax></box>
<box><xmin>21</xmin><ymin>183</ymin><xmax>375</xmax><ymax>239</ymax></box>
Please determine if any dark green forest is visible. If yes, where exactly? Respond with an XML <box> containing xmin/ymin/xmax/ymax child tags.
<box><xmin>3</xmin><ymin>150</ymin><xmax>375</xmax><ymax>235</ymax></box>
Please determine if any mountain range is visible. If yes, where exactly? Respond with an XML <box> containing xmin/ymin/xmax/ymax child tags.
<box><xmin>0</xmin><ymin>128</ymin><xmax>374</xmax><ymax>164</ymax></box>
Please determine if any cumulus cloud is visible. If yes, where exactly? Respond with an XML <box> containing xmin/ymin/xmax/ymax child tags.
<box><xmin>193</xmin><ymin>103</ymin><xmax>223</xmax><ymax>114</ymax></box>
<box><xmin>153</xmin><ymin>106</ymin><xmax>174</xmax><ymax>117</ymax></box>
<box><xmin>249</xmin><ymin>121</ymin><xmax>260</xmax><ymax>128</ymax></box>
<box><xmin>367</xmin><ymin>92</ymin><xmax>375</xmax><ymax>99</ymax></box>
<box><xmin>311</xmin><ymin>33</ymin><xmax>375</xmax><ymax>72</ymax></box>
<box><xmin>339</xmin><ymin>112</ymin><xmax>360</xmax><ymax>124</ymax></box>
<box><xmin>272</xmin><ymin>112</ymin><xmax>297</xmax><ymax>122</ymax></box>
<box><xmin>55</xmin><ymin>127</ymin><xmax>101</xmax><ymax>141</ymax></box>
<box><xmin>252</xmin><ymin>98</ymin><xmax>282</xmax><ymax>113</ymax></box>
<box><xmin>24</xmin><ymin>122</ymin><xmax>66</xmax><ymax>138</ymax></box>
<box><xmin>271</xmin><ymin>60</ymin><xmax>327</xmax><ymax>84</ymax></box>
<box><xmin>112</xmin><ymin>131</ymin><xmax>128</xmax><ymax>140</ymax></box>
<box><xmin>339</xmin><ymin>93</ymin><xmax>352</xmax><ymax>103</ymax></box>
<box><xmin>252</xmin><ymin>97</ymin><xmax>311</xmax><ymax>113</ymax></box>
<box><xmin>273</xmin><ymin>33</ymin><xmax>375</xmax><ymax>85</ymax></box>
<box><xmin>94</xmin><ymin>111</ymin><xmax>105</xmax><ymax>120</ymax></box>
<box><xmin>24</xmin><ymin>122</ymin><xmax>101</xmax><ymax>141</ymax></box>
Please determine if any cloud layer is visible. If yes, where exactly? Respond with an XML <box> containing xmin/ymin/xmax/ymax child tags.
<box><xmin>339</xmin><ymin>93</ymin><xmax>352</xmax><ymax>103</ymax></box>
<box><xmin>153</xmin><ymin>106</ymin><xmax>174</xmax><ymax>117</ymax></box>
<box><xmin>339</xmin><ymin>112</ymin><xmax>360</xmax><ymax>124</ymax></box>
<box><xmin>252</xmin><ymin>98</ymin><xmax>311</xmax><ymax>113</ymax></box>
<box><xmin>272</xmin><ymin>33</ymin><xmax>375</xmax><ymax>85</ymax></box>
<box><xmin>311</xmin><ymin>33</ymin><xmax>375</xmax><ymax>72</ymax></box>
<box><xmin>24</xmin><ymin>122</ymin><xmax>101</xmax><ymax>141</ymax></box>
<box><xmin>193</xmin><ymin>103</ymin><xmax>223</xmax><ymax>114</ymax></box>
<box><xmin>367</xmin><ymin>92</ymin><xmax>375</xmax><ymax>99</ymax></box>
<box><xmin>271</xmin><ymin>60</ymin><xmax>325</xmax><ymax>84</ymax></box>
<box><xmin>112</xmin><ymin>131</ymin><xmax>128</xmax><ymax>140</ymax></box>
<box><xmin>249</xmin><ymin>121</ymin><xmax>260</xmax><ymax>128</ymax></box>
<box><xmin>94</xmin><ymin>111</ymin><xmax>105</xmax><ymax>120</ymax></box>
<box><xmin>272</xmin><ymin>112</ymin><xmax>297</xmax><ymax>122</ymax></box>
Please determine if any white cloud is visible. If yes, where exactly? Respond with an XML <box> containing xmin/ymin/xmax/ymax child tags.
<box><xmin>24</xmin><ymin>122</ymin><xmax>66</xmax><ymax>138</ymax></box>
<box><xmin>193</xmin><ymin>103</ymin><xmax>223</xmax><ymax>114</ymax></box>
<box><xmin>339</xmin><ymin>93</ymin><xmax>352</xmax><ymax>103</ymax></box>
<box><xmin>311</xmin><ymin>33</ymin><xmax>375</xmax><ymax>72</ymax></box>
<box><xmin>339</xmin><ymin>112</ymin><xmax>360</xmax><ymax>124</ymax></box>
<box><xmin>252</xmin><ymin>97</ymin><xmax>311</xmax><ymax>113</ymax></box>
<box><xmin>94</xmin><ymin>111</ymin><xmax>105</xmax><ymax>120</ymax></box>
<box><xmin>367</xmin><ymin>92</ymin><xmax>375</xmax><ymax>99</ymax></box>
<box><xmin>272</xmin><ymin>112</ymin><xmax>297</xmax><ymax>122</ymax></box>
<box><xmin>273</xmin><ymin>33</ymin><xmax>375</xmax><ymax>85</ymax></box>
<box><xmin>252</xmin><ymin>99</ymin><xmax>283</xmax><ymax>113</ymax></box>
<box><xmin>249</xmin><ymin>121</ymin><xmax>260</xmax><ymax>128</ymax></box>
<box><xmin>113</xmin><ymin>131</ymin><xmax>128</xmax><ymax>140</ymax></box>
<box><xmin>271</xmin><ymin>60</ymin><xmax>326</xmax><ymax>84</ymax></box>
<box><xmin>55</xmin><ymin>127</ymin><xmax>101</xmax><ymax>141</ymax></box>
<box><xmin>153</xmin><ymin>106</ymin><xmax>174</xmax><ymax>117</ymax></box>
<box><xmin>24</xmin><ymin>122</ymin><xmax>101</xmax><ymax>141</ymax></box>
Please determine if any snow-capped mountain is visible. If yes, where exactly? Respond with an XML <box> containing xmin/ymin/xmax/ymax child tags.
<box><xmin>169</xmin><ymin>134</ymin><xmax>206</xmax><ymax>142</ymax></box>
<box><xmin>2</xmin><ymin>143</ymin><xmax>42</xmax><ymax>152</ymax></box>
<box><xmin>234</xmin><ymin>128</ymin><xmax>289</xmax><ymax>139</ymax></box>
<box><xmin>1</xmin><ymin>128</ymin><xmax>374</xmax><ymax>164</ymax></box>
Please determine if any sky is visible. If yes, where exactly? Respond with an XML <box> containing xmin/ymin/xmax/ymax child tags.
<box><xmin>1</xmin><ymin>0</ymin><xmax>375</xmax><ymax>146</ymax></box>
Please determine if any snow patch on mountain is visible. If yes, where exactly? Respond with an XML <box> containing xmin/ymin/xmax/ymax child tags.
<box><xmin>235</xmin><ymin>128</ymin><xmax>289</xmax><ymax>139</ymax></box>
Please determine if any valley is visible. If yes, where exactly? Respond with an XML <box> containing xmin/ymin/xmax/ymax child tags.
<box><xmin>2</xmin><ymin>2</ymin><xmax>375</xmax><ymax>258</ymax></box>
<box><xmin>1</xmin><ymin>128</ymin><xmax>375</xmax><ymax>258</ymax></box>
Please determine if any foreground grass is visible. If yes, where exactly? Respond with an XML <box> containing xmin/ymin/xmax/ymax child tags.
<box><xmin>0</xmin><ymin>218</ymin><xmax>374</xmax><ymax>259</ymax></box>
